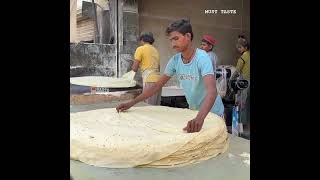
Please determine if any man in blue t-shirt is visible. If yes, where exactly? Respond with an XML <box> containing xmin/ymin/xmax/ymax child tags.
<box><xmin>116</xmin><ymin>19</ymin><xmax>224</xmax><ymax>133</ymax></box>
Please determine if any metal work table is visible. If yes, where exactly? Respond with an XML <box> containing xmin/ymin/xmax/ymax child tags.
<box><xmin>70</xmin><ymin>101</ymin><xmax>250</xmax><ymax>180</ymax></box>
<box><xmin>70</xmin><ymin>84</ymin><xmax>142</xmax><ymax>105</ymax></box>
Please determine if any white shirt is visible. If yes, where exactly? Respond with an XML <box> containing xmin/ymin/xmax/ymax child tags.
<box><xmin>207</xmin><ymin>51</ymin><xmax>219</xmax><ymax>71</ymax></box>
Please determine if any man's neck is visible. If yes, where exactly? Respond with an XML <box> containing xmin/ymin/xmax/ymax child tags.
<box><xmin>181</xmin><ymin>45</ymin><xmax>195</xmax><ymax>63</ymax></box>
<box><xmin>241</xmin><ymin>50</ymin><xmax>247</xmax><ymax>55</ymax></box>
<box><xmin>141</xmin><ymin>42</ymin><xmax>150</xmax><ymax>46</ymax></box>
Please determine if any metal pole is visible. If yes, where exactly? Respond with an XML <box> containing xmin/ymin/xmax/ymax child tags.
<box><xmin>109</xmin><ymin>0</ymin><xmax>119</xmax><ymax>77</ymax></box>
<box><xmin>116</xmin><ymin>0</ymin><xmax>120</xmax><ymax>77</ymax></box>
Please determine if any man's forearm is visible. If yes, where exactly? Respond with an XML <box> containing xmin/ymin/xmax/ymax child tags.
<box><xmin>132</xmin><ymin>66</ymin><xmax>138</xmax><ymax>72</ymax></box>
<box><xmin>132</xmin><ymin>60</ymin><xmax>140</xmax><ymax>72</ymax></box>
<box><xmin>196</xmin><ymin>90</ymin><xmax>217</xmax><ymax>120</ymax></box>
<box><xmin>131</xmin><ymin>75</ymin><xmax>171</xmax><ymax>104</ymax></box>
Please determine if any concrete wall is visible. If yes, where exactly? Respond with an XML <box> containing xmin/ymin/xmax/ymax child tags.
<box><xmin>70</xmin><ymin>43</ymin><xmax>117</xmax><ymax>77</ymax></box>
<box><xmin>97</xmin><ymin>10</ymin><xmax>112</xmax><ymax>44</ymax></box>
<box><xmin>138</xmin><ymin>0</ymin><xmax>250</xmax><ymax>86</ymax></box>
<box><xmin>119</xmin><ymin>0</ymin><xmax>142</xmax><ymax>86</ymax></box>
<box><xmin>69</xmin><ymin>0</ymin><xmax>141</xmax><ymax>84</ymax></box>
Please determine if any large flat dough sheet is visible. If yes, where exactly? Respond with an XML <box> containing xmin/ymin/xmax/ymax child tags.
<box><xmin>70</xmin><ymin>71</ymin><xmax>136</xmax><ymax>88</ymax></box>
<box><xmin>70</xmin><ymin>106</ymin><xmax>229</xmax><ymax>168</ymax></box>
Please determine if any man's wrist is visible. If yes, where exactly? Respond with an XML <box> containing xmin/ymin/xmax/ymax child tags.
<box><xmin>195</xmin><ymin>114</ymin><xmax>205</xmax><ymax>122</ymax></box>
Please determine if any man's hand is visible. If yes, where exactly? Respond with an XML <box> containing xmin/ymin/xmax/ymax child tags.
<box><xmin>116</xmin><ymin>75</ymin><xmax>171</xmax><ymax>114</ymax></box>
<box><xmin>183</xmin><ymin>118</ymin><xmax>205</xmax><ymax>133</ymax></box>
<box><xmin>116</xmin><ymin>101</ymin><xmax>134</xmax><ymax>113</ymax></box>
<box><xmin>182</xmin><ymin>74</ymin><xmax>217</xmax><ymax>133</ymax></box>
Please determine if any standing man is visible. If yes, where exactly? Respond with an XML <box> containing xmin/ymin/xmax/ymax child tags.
<box><xmin>200</xmin><ymin>35</ymin><xmax>220</xmax><ymax>70</ymax></box>
<box><xmin>117</xmin><ymin>19</ymin><xmax>224</xmax><ymax>133</ymax></box>
<box><xmin>235</xmin><ymin>35</ymin><xmax>250</xmax><ymax>128</ymax></box>
<box><xmin>131</xmin><ymin>32</ymin><xmax>161</xmax><ymax>105</ymax></box>
<box><xmin>235</xmin><ymin>35</ymin><xmax>250</xmax><ymax>81</ymax></box>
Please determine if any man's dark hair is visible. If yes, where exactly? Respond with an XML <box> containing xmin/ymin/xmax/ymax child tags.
<box><xmin>165</xmin><ymin>19</ymin><xmax>193</xmax><ymax>41</ymax></box>
<box><xmin>237</xmin><ymin>34</ymin><xmax>250</xmax><ymax>50</ymax></box>
<box><xmin>139</xmin><ymin>32</ymin><xmax>155</xmax><ymax>44</ymax></box>
<box><xmin>238</xmin><ymin>34</ymin><xmax>246</xmax><ymax>39</ymax></box>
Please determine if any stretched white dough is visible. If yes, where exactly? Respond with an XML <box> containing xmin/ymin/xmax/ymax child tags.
<box><xmin>70</xmin><ymin>71</ymin><xmax>136</xmax><ymax>88</ymax></box>
<box><xmin>70</xmin><ymin>106</ymin><xmax>229</xmax><ymax>168</ymax></box>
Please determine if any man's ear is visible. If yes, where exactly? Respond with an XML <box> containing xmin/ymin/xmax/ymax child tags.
<box><xmin>185</xmin><ymin>33</ymin><xmax>191</xmax><ymax>40</ymax></box>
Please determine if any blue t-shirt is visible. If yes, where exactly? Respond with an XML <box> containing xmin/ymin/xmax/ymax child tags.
<box><xmin>164</xmin><ymin>48</ymin><xmax>224</xmax><ymax>116</ymax></box>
